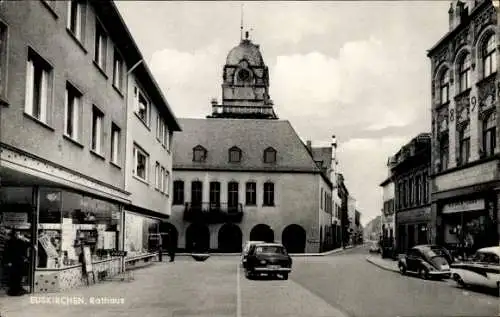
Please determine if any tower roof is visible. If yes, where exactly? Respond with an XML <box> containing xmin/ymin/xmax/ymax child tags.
<box><xmin>226</xmin><ymin>37</ymin><xmax>265</xmax><ymax>66</ymax></box>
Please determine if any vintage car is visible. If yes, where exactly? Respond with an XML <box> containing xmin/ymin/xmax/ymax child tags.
<box><xmin>451</xmin><ymin>246</ymin><xmax>500</xmax><ymax>292</ymax></box>
<box><xmin>368</xmin><ymin>241</ymin><xmax>380</xmax><ymax>254</ymax></box>
<box><xmin>241</xmin><ymin>240</ymin><xmax>265</xmax><ymax>267</ymax></box>
<box><xmin>243</xmin><ymin>242</ymin><xmax>292</xmax><ymax>280</ymax></box>
<box><xmin>398</xmin><ymin>245</ymin><xmax>452</xmax><ymax>279</ymax></box>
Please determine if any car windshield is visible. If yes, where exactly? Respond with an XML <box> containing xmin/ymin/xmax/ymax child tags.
<box><xmin>255</xmin><ymin>246</ymin><xmax>286</xmax><ymax>254</ymax></box>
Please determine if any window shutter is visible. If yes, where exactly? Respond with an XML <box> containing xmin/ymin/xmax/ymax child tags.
<box><xmin>25</xmin><ymin>59</ymin><xmax>34</xmax><ymax>115</ymax></box>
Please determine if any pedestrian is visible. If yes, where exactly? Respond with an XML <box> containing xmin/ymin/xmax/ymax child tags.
<box><xmin>157</xmin><ymin>234</ymin><xmax>163</xmax><ymax>262</ymax></box>
<box><xmin>167</xmin><ymin>232</ymin><xmax>175</xmax><ymax>262</ymax></box>
<box><xmin>4</xmin><ymin>230</ymin><xmax>35</xmax><ymax>296</ymax></box>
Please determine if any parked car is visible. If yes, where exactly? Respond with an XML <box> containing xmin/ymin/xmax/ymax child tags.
<box><xmin>451</xmin><ymin>246</ymin><xmax>500</xmax><ymax>292</ymax></box>
<box><xmin>241</xmin><ymin>241</ymin><xmax>264</xmax><ymax>267</ymax></box>
<box><xmin>368</xmin><ymin>241</ymin><xmax>380</xmax><ymax>253</ymax></box>
<box><xmin>244</xmin><ymin>242</ymin><xmax>292</xmax><ymax>280</ymax></box>
<box><xmin>398</xmin><ymin>245</ymin><xmax>452</xmax><ymax>279</ymax></box>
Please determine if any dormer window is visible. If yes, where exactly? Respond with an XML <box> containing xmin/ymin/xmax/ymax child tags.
<box><xmin>193</xmin><ymin>145</ymin><xmax>207</xmax><ymax>162</ymax></box>
<box><xmin>263</xmin><ymin>147</ymin><xmax>276</xmax><ymax>163</ymax></box>
<box><xmin>229</xmin><ymin>146</ymin><xmax>242</xmax><ymax>163</ymax></box>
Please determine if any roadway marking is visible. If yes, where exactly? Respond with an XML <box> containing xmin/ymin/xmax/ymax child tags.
<box><xmin>236</xmin><ymin>263</ymin><xmax>242</xmax><ymax>317</ymax></box>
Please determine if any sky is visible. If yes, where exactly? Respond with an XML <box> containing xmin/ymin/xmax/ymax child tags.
<box><xmin>115</xmin><ymin>1</ymin><xmax>450</xmax><ymax>226</ymax></box>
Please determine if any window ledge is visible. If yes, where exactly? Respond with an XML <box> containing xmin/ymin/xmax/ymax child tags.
<box><xmin>93</xmin><ymin>61</ymin><xmax>108</xmax><ymax>79</ymax></box>
<box><xmin>477</xmin><ymin>72</ymin><xmax>498</xmax><ymax>87</ymax></box>
<box><xmin>66</xmin><ymin>28</ymin><xmax>87</xmax><ymax>54</ymax></box>
<box><xmin>0</xmin><ymin>95</ymin><xmax>9</xmax><ymax>106</ymax></box>
<box><xmin>23</xmin><ymin>112</ymin><xmax>55</xmax><ymax>131</ymax></box>
<box><xmin>63</xmin><ymin>134</ymin><xmax>84</xmax><ymax>148</ymax></box>
<box><xmin>90</xmin><ymin>149</ymin><xmax>105</xmax><ymax>160</ymax></box>
<box><xmin>112</xmin><ymin>84</ymin><xmax>124</xmax><ymax>98</ymax></box>
<box><xmin>41</xmin><ymin>0</ymin><xmax>58</xmax><ymax>19</ymax></box>
<box><xmin>110</xmin><ymin>161</ymin><xmax>121</xmax><ymax>169</ymax></box>
<box><xmin>134</xmin><ymin>112</ymin><xmax>150</xmax><ymax>131</ymax></box>
<box><xmin>133</xmin><ymin>174</ymin><xmax>149</xmax><ymax>186</ymax></box>
<box><xmin>263</xmin><ymin>204</ymin><xmax>275</xmax><ymax>207</ymax></box>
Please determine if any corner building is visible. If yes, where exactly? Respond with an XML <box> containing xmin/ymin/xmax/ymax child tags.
<box><xmin>428</xmin><ymin>0</ymin><xmax>499</xmax><ymax>254</ymax></box>
<box><xmin>168</xmin><ymin>34</ymin><xmax>333</xmax><ymax>253</ymax></box>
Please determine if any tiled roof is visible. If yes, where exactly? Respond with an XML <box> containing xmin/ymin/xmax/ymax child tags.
<box><xmin>172</xmin><ymin>118</ymin><xmax>321</xmax><ymax>173</ymax></box>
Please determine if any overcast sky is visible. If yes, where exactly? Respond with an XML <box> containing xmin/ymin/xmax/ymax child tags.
<box><xmin>115</xmin><ymin>1</ymin><xmax>450</xmax><ymax>226</ymax></box>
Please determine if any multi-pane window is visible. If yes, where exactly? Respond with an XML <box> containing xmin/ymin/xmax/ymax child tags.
<box><xmin>415</xmin><ymin>175</ymin><xmax>421</xmax><ymax>205</ymax></box>
<box><xmin>134</xmin><ymin>86</ymin><xmax>149</xmax><ymax>125</ymax></box>
<box><xmin>321</xmin><ymin>188</ymin><xmax>324</xmax><ymax>209</ymax></box>
<box><xmin>112</xmin><ymin>51</ymin><xmax>123</xmax><ymax>90</ymax></box>
<box><xmin>483</xmin><ymin>35</ymin><xmax>497</xmax><ymax>78</ymax></box>
<box><xmin>458</xmin><ymin>123</ymin><xmax>470</xmax><ymax>165</ymax></box>
<box><xmin>156</xmin><ymin>115</ymin><xmax>164</xmax><ymax>141</ymax></box>
<box><xmin>264</xmin><ymin>147</ymin><xmax>276</xmax><ymax>163</ymax></box>
<box><xmin>94</xmin><ymin>22</ymin><xmax>107</xmax><ymax>70</ymax></box>
<box><xmin>64</xmin><ymin>83</ymin><xmax>81</xmax><ymax>140</ymax></box>
<box><xmin>229</xmin><ymin>147</ymin><xmax>242</xmax><ymax>163</ymax></box>
<box><xmin>110</xmin><ymin>123</ymin><xmax>120</xmax><ymax>164</ymax></box>
<box><xmin>191</xmin><ymin>181</ymin><xmax>202</xmax><ymax>205</ymax></box>
<box><xmin>409</xmin><ymin>178</ymin><xmax>414</xmax><ymax>205</ymax></box>
<box><xmin>458</xmin><ymin>54</ymin><xmax>471</xmax><ymax>92</ymax></box>
<box><xmin>263</xmin><ymin>182</ymin><xmax>275</xmax><ymax>206</ymax></box>
<box><xmin>439</xmin><ymin>133</ymin><xmax>449</xmax><ymax>171</ymax></box>
<box><xmin>422</xmin><ymin>173</ymin><xmax>428</xmax><ymax>203</ymax></box>
<box><xmin>209</xmin><ymin>182</ymin><xmax>220</xmax><ymax>206</ymax></box>
<box><xmin>483</xmin><ymin>112</ymin><xmax>496</xmax><ymax>157</ymax></box>
<box><xmin>173</xmin><ymin>180</ymin><xmax>184</xmax><ymax>205</ymax></box>
<box><xmin>165</xmin><ymin>128</ymin><xmax>170</xmax><ymax>151</ymax></box>
<box><xmin>25</xmin><ymin>50</ymin><xmax>51</xmax><ymax>123</ymax></box>
<box><xmin>228</xmin><ymin>182</ymin><xmax>239</xmax><ymax>208</ymax></box>
<box><xmin>193</xmin><ymin>145</ymin><xmax>206</xmax><ymax>162</ymax></box>
<box><xmin>67</xmin><ymin>0</ymin><xmax>84</xmax><ymax>41</ymax></box>
<box><xmin>245</xmin><ymin>182</ymin><xmax>256</xmax><ymax>205</ymax></box>
<box><xmin>0</xmin><ymin>23</ymin><xmax>7</xmax><ymax>99</ymax></box>
<box><xmin>133</xmin><ymin>144</ymin><xmax>149</xmax><ymax>181</ymax></box>
<box><xmin>91</xmin><ymin>106</ymin><xmax>103</xmax><ymax>154</ymax></box>
<box><xmin>440</xmin><ymin>70</ymin><xmax>450</xmax><ymax>104</ymax></box>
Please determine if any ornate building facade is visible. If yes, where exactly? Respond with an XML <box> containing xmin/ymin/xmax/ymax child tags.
<box><xmin>428</xmin><ymin>0</ymin><xmax>499</xmax><ymax>254</ymax></box>
<box><xmin>167</xmin><ymin>34</ymin><xmax>334</xmax><ymax>254</ymax></box>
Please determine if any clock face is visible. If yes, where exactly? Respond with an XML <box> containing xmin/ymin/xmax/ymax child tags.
<box><xmin>237</xmin><ymin>69</ymin><xmax>251</xmax><ymax>82</ymax></box>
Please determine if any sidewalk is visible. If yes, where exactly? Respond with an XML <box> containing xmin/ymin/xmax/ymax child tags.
<box><xmin>366</xmin><ymin>255</ymin><xmax>399</xmax><ymax>273</ymax></box>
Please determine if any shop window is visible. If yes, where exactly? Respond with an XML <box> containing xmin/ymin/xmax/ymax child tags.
<box><xmin>124</xmin><ymin>212</ymin><xmax>160</xmax><ymax>257</ymax></box>
<box><xmin>37</xmin><ymin>189</ymin><xmax>121</xmax><ymax>269</ymax></box>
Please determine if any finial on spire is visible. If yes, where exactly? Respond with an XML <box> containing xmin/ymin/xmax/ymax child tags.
<box><xmin>240</xmin><ymin>3</ymin><xmax>244</xmax><ymax>41</ymax></box>
<box><xmin>245</xmin><ymin>31</ymin><xmax>249</xmax><ymax>39</ymax></box>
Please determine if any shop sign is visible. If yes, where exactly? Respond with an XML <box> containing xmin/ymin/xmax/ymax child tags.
<box><xmin>442</xmin><ymin>199</ymin><xmax>485</xmax><ymax>214</ymax></box>
<box><xmin>2</xmin><ymin>212</ymin><xmax>28</xmax><ymax>227</ymax></box>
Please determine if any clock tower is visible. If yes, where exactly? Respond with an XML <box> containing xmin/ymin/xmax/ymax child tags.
<box><xmin>208</xmin><ymin>31</ymin><xmax>277</xmax><ymax>119</ymax></box>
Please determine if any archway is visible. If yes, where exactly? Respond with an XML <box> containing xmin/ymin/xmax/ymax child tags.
<box><xmin>249</xmin><ymin>224</ymin><xmax>274</xmax><ymax>243</ymax></box>
<box><xmin>159</xmin><ymin>222</ymin><xmax>178</xmax><ymax>252</ymax></box>
<box><xmin>282</xmin><ymin>224</ymin><xmax>306</xmax><ymax>253</ymax></box>
<box><xmin>218</xmin><ymin>224</ymin><xmax>243</xmax><ymax>252</ymax></box>
<box><xmin>185</xmin><ymin>223</ymin><xmax>210</xmax><ymax>252</ymax></box>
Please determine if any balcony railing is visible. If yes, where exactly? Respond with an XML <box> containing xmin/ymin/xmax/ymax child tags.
<box><xmin>183</xmin><ymin>202</ymin><xmax>244</xmax><ymax>224</ymax></box>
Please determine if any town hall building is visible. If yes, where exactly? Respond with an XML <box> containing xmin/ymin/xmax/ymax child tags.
<box><xmin>165</xmin><ymin>32</ymin><xmax>334</xmax><ymax>253</ymax></box>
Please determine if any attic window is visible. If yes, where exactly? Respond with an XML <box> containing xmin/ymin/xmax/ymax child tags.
<box><xmin>263</xmin><ymin>147</ymin><xmax>276</xmax><ymax>163</ymax></box>
<box><xmin>229</xmin><ymin>146</ymin><xmax>242</xmax><ymax>163</ymax></box>
<box><xmin>193</xmin><ymin>145</ymin><xmax>207</xmax><ymax>162</ymax></box>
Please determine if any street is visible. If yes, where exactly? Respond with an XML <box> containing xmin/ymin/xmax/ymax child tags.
<box><xmin>0</xmin><ymin>246</ymin><xmax>497</xmax><ymax>317</ymax></box>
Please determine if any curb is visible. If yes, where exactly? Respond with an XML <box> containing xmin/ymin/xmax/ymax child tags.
<box><xmin>365</xmin><ymin>256</ymin><xmax>399</xmax><ymax>273</ymax></box>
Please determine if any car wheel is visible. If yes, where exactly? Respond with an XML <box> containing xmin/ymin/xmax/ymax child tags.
<box><xmin>453</xmin><ymin>273</ymin><xmax>465</xmax><ymax>287</ymax></box>
<box><xmin>282</xmin><ymin>273</ymin><xmax>288</xmax><ymax>280</ymax></box>
<box><xmin>419</xmin><ymin>268</ymin><xmax>429</xmax><ymax>280</ymax></box>
<box><xmin>245</xmin><ymin>270</ymin><xmax>253</xmax><ymax>280</ymax></box>
<box><xmin>398</xmin><ymin>264</ymin><xmax>406</xmax><ymax>275</ymax></box>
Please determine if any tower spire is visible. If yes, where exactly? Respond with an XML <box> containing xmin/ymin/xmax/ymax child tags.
<box><xmin>240</xmin><ymin>3</ymin><xmax>244</xmax><ymax>41</ymax></box>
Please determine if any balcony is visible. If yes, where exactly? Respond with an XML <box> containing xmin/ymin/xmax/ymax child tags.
<box><xmin>183</xmin><ymin>202</ymin><xmax>244</xmax><ymax>224</ymax></box>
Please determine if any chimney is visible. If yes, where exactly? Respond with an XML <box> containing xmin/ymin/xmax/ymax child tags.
<box><xmin>306</xmin><ymin>140</ymin><xmax>312</xmax><ymax>152</ymax></box>
<box><xmin>331</xmin><ymin>135</ymin><xmax>338</xmax><ymax>181</ymax></box>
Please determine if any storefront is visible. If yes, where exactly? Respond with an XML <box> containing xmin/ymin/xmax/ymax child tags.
<box><xmin>438</xmin><ymin>195</ymin><xmax>498</xmax><ymax>256</ymax></box>
<box><xmin>123</xmin><ymin>211</ymin><xmax>162</xmax><ymax>266</ymax></box>
<box><xmin>0</xmin><ymin>186</ymin><xmax>125</xmax><ymax>293</ymax></box>
<box><xmin>395</xmin><ymin>207</ymin><xmax>433</xmax><ymax>254</ymax></box>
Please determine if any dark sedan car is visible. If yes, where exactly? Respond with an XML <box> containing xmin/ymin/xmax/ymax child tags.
<box><xmin>398</xmin><ymin>245</ymin><xmax>453</xmax><ymax>280</ymax></box>
<box><xmin>244</xmin><ymin>243</ymin><xmax>292</xmax><ymax>280</ymax></box>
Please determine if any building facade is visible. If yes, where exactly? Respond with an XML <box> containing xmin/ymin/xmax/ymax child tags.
<box><xmin>337</xmin><ymin>173</ymin><xmax>350</xmax><ymax>247</ymax></box>
<box><xmin>0</xmin><ymin>0</ymin><xmax>179</xmax><ymax>293</ymax></box>
<box><xmin>168</xmin><ymin>34</ymin><xmax>333</xmax><ymax>254</ymax></box>
<box><xmin>428</xmin><ymin>0</ymin><xmax>499</xmax><ymax>254</ymax></box>
<box><xmin>392</xmin><ymin>134</ymin><xmax>432</xmax><ymax>254</ymax></box>
<box><xmin>380</xmin><ymin>157</ymin><xmax>396</xmax><ymax>246</ymax></box>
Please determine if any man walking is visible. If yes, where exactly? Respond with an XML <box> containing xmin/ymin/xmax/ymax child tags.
<box><xmin>167</xmin><ymin>231</ymin><xmax>176</xmax><ymax>262</ymax></box>
<box><xmin>4</xmin><ymin>230</ymin><xmax>34</xmax><ymax>296</ymax></box>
